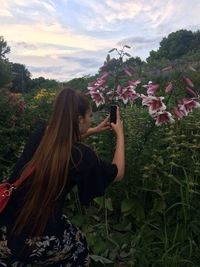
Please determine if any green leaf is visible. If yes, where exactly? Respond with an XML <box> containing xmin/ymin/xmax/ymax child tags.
<box><xmin>124</xmin><ymin>52</ymin><xmax>131</xmax><ymax>57</ymax></box>
<box><xmin>105</xmin><ymin>197</ymin><xmax>113</xmax><ymax>211</ymax></box>
<box><xmin>90</xmin><ymin>254</ymin><xmax>113</xmax><ymax>264</ymax></box>
<box><xmin>121</xmin><ymin>200</ymin><xmax>134</xmax><ymax>213</ymax></box>
<box><xmin>157</xmin><ymin>156</ymin><xmax>164</xmax><ymax>165</ymax></box>
<box><xmin>151</xmin><ymin>198</ymin><xmax>166</xmax><ymax>214</ymax></box>
<box><xmin>94</xmin><ymin>196</ymin><xmax>104</xmax><ymax>208</ymax></box>
<box><xmin>124</xmin><ymin>45</ymin><xmax>131</xmax><ymax>49</ymax></box>
<box><xmin>108</xmin><ymin>48</ymin><xmax>117</xmax><ymax>53</ymax></box>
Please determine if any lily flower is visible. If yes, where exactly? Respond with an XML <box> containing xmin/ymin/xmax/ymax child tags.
<box><xmin>172</xmin><ymin>106</ymin><xmax>186</xmax><ymax>120</ymax></box>
<box><xmin>179</xmin><ymin>98</ymin><xmax>200</xmax><ymax>115</ymax></box>
<box><xmin>141</xmin><ymin>95</ymin><xmax>166</xmax><ymax>114</ymax></box>
<box><xmin>128</xmin><ymin>80</ymin><xmax>141</xmax><ymax>87</ymax></box>
<box><xmin>165</xmin><ymin>82</ymin><xmax>173</xmax><ymax>93</ymax></box>
<box><xmin>183</xmin><ymin>77</ymin><xmax>194</xmax><ymax>88</ymax></box>
<box><xmin>124</xmin><ymin>68</ymin><xmax>132</xmax><ymax>77</ymax></box>
<box><xmin>116</xmin><ymin>85</ymin><xmax>123</xmax><ymax>95</ymax></box>
<box><xmin>99</xmin><ymin>72</ymin><xmax>109</xmax><ymax>80</ymax></box>
<box><xmin>117</xmin><ymin>86</ymin><xmax>139</xmax><ymax>104</ymax></box>
<box><xmin>143</xmin><ymin>82</ymin><xmax>160</xmax><ymax>95</ymax></box>
<box><xmin>89</xmin><ymin>90</ymin><xmax>105</xmax><ymax>107</ymax></box>
<box><xmin>153</xmin><ymin>111</ymin><xmax>175</xmax><ymax>126</ymax></box>
<box><xmin>184</xmin><ymin>87</ymin><xmax>198</xmax><ymax>97</ymax></box>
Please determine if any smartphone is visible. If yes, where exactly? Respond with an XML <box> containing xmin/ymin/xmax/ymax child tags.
<box><xmin>110</xmin><ymin>105</ymin><xmax>117</xmax><ymax>124</ymax></box>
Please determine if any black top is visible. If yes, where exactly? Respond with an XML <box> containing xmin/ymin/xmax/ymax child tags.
<box><xmin>1</xmin><ymin>124</ymin><xmax>117</xmax><ymax>240</ymax></box>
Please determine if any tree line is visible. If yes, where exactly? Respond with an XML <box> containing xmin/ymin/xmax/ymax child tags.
<box><xmin>0</xmin><ymin>29</ymin><xmax>200</xmax><ymax>93</ymax></box>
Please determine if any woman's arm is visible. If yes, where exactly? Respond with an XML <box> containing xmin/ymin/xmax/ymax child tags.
<box><xmin>81</xmin><ymin>115</ymin><xmax>110</xmax><ymax>139</ymax></box>
<box><xmin>111</xmin><ymin>107</ymin><xmax>125</xmax><ymax>182</ymax></box>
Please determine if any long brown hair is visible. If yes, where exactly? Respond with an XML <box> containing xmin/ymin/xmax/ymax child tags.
<box><xmin>12</xmin><ymin>87</ymin><xmax>90</xmax><ymax>237</ymax></box>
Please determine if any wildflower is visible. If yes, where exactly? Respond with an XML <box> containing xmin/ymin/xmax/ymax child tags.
<box><xmin>172</xmin><ymin>106</ymin><xmax>186</xmax><ymax>120</ymax></box>
<box><xmin>143</xmin><ymin>82</ymin><xmax>160</xmax><ymax>95</ymax></box>
<box><xmin>117</xmin><ymin>86</ymin><xmax>139</xmax><ymax>104</ymax></box>
<box><xmin>153</xmin><ymin>111</ymin><xmax>174</xmax><ymax>126</ymax></box>
<box><xmin>99</xmin><ymin>72</ymin><xmax>109</xmax><ymax>80</ymax></box>
<box><xmin>184</xmin><ymin>86</ymin><xmax>197</xmax><ymax>97</ymax></box>
<box><xmin>161</xmin><ymin>66</ymin><xmax>173</xmax><ymax>72</ymax></box>
<box><xmin>87</xmin><ymin>73</ymin><xmax>109</xmax><ymax>107</ymax></box>
<box><xmin>128</xmin><ymin>80</ymin><xmax>141</xmax><ymax>87</ymax></box>
<box><xmin>124</xmin><ymin>67</ymin><xmax>132</xmax><ymax>77</ymax></box>
<box><xmin>165</xmin><ymin>82</ymin><xmax>173</xmax><ymax>93</ymax></box>
<box><xmin>141</xmin><ymin>95</ymin><xmax>166</xmax><ymax>114</ymax></box>
<box><xmin>88</xmin><ymin>88</ymin><xmax>105</xmax><ymax>107</ymax></box>
<box><xmin>116</xmin><ymin>85</ymin><xmax>123</xmax><ymax>95</ymax></box>
<box><xmin>182</xmin><ymin>77</ymin><xmax>194</xmax><ymax>88</ymax></box>
<box><xmin>179</xmin><ymin>98</ymin><xmax>200</xmax><ymax>115</ymax></box>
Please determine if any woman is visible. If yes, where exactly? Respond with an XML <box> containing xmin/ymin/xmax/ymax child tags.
<box><xmin>0</xmin><ymin>87</ymin><xmax>124</xmax><ymax>266</ymax></box>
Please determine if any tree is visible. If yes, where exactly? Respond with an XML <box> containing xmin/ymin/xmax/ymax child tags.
<box><xmin>0</xmin><ymin>60</ymin><xmax>12</xmax><ymax>87</ymax></box>
<box><xmin>147</xmin><ymin>29</ymin><xmax>199</xmax><ymax>62</ymax></box>
<box><xmin>30</xmin><ymin>77</ymin><xmax>60</xmax><ymax>91</ymax></box>
<box><xmin>0</xmin><ymin>36</ymin><xmax>12</xmax><ymax>87</ymax></box>
<box><xmin>0</xmin><ymin>36</ymin><xmax>10</xmax><ymax>60</ymax></box>
<box><xmin>11</xmin><ymin>63</ymin><xmax>31</xmax><ymax>92</ymax></box>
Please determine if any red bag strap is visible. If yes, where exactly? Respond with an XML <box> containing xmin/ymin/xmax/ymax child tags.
<box><xmin>13</xmin><ymin>165</ymin><xmax>35</xmax><ymax>189</ymax></box>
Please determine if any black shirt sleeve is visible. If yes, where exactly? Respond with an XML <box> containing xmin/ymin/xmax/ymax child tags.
<box><xmin>8</xmin><ymin>123</ymin><xmax>45</xmax><ymax>183</ymax></box>
<box><xmin>71</xmin><ymin>144</ymin><xmax>118</xmax><ymax>205</ymax></box>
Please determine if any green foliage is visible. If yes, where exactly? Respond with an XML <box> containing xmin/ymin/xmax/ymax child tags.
<box><xmin>11</xmin><ymin>62</ymin><xmax>31</xmax><ymax>93</ymax></box>
<box><xmin>0</xmin><ymin>88</ymin><xmax>29</xmax><ymax>179</ymax></box>
<box><xmin>147</xmin><ymin>29</ymin><xmax>200</xmax><ymax>62</ymax></box>
<box><xmin>66</xmin><ymin>76</ymin><xmax>95</xmax><ymax>92</ymax></box>
<box><xmin>83</xmin><ymin>106</ymin><xmax>200</xmax><ymax>266</ymax></box>
<box><xmin>0</xmin><ymin>36</ymin><xmax>10</xmax><ymax>60</ymax></box>
<box><xmin>30</xmin><ymin>77</ymin><xmax>61</xmax><ymax>92</ymax></box>
<box><xmin>0</xmin><ymin>36</ymin><xmax>12</xmax><ymax>87</ymax></box>
<box><xmin>1</xmin><ymin>80</ymin><xmax>200</xmax><ymax>266</ymax></box>
<box><xmin>0</xmin><ymin>59</ymin><xmax>12</xmax><ymax>87</ymax></box>
<box><xmin>1</xmin><ymin>32</ymin><xmax>200</xmax><ymax>267</ymax></box>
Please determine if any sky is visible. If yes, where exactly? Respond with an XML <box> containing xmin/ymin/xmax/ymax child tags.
<box><xmin>0</xmin><ymin>0</ymin><xmax>200</xmax><ymax>82</ymax></box>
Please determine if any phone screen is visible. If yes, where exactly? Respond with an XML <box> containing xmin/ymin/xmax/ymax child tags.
<box><xmin>110</xmin><ymin>105</ymin><xmax>117</xmax><ymax>124</ymax></box>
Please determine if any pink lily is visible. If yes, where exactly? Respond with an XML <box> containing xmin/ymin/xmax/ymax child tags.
<box><xmin>172</xmin><ymin>106</ymin><xmax>186</xmax><ymax>120</ymax></box>
<box><xmin>141</xmin><ymin>95</ymin><xmax>166</xmax><ymax>114</ymax></box>
<box><xmin>143</xmin><ymin>82</ymin><xmax>159</xmax><ymax>95</ymax></box>
<box><xmin>165</xmin><ymin>82</ymin><xmax>173</xmax><ymax>93</ymax></box>
<box><xmin>117</xmin><ymin>86</ymin><xmax>139</xmax><ymax>104</ymax></box>
<box><xmin>124</xmin><ymin>68</ymin><xmax>132</xmax><ymax>77</ymax></box>
<box><xmin>153</xmin><ymin>111</ymin><xmax>175</xmax><ymax>126</ymax></box>
<box><xmin>116</xmin><ymin>85</ymin><xmax>123</xmax><ymax>95</ymax></box>
<box><xmin>99</xmin><ymin>72</ymin><xmax>109</xmax><ymax>80</ymax></box>
<box><xmin>188</xmin><ymin>65</ymin><xmax>197</xmax><ymax>72</ymax></box>
<box><xmin>90</xmin><ymin>90</ymin><xmax>105</xmax><ymax>107</ymax></box>
<box><xmin>180</xmin><ymin>98</ymin><xmax>200</xmax><ymax>114</ymax></box>
<box><xmin>128</xmin><ymin>80</ymin><xmax>141</xmax><ymax>87</ymax></box>
<box><xmin>161</xmin><ymin>66</ymin><xmax>173</xmax><ymax>72</ymax></box>
<box><xmin>183</xmin><ymin>77</ymin><xmax>194</xmax><ymax>88</ymax></box>
<box><xmin>184</xmin><ymin>87</ymin><xmax>197</xmax><ymax>97</ymax></box>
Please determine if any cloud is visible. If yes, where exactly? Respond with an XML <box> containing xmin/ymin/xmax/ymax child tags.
<box><xmin>117</xmin><ymin>36</ymin><xmax>161</xmax><ymax>46</ymax></box>
<box><xmin>9</xmin><ymin>48</ymin><xmax>106</xmax><ymax>81</ymax></box>
<box><xmin>1</xmin><ymin>0</ymin><xmax>200</xmax><ymax>81</ymax></box>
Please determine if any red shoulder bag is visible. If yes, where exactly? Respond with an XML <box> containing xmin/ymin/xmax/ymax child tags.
<box><xmin>0</xmin><ymin>166</ymin><xmax>34</xmax><ymax>213</ymax></box>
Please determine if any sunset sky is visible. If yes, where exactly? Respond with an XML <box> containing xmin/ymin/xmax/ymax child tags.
<box><xmin>0</xmin><ymin>0</ymin><xmax>200</xmax><ymax>81</ymax></box>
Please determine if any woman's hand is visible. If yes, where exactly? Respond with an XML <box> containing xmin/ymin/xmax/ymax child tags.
<box><xmin>81</xmin><ymin>115</ymin><xmax>110</xmax><ymax>138</ymax></box>
<box><xmin>110</xmin><ymin>106</ymin><xmax>124</xmax><ymax>137</ymax></box>
<box><xmin>93</xmin><ymin>115</ymin><xmax>110</xmax><ymax>134</ymax></box>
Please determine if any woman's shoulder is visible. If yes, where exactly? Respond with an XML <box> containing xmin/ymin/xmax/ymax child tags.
<box><xmin>74</xmin><ymin>142</ymin><xmax>98</xmax><ymax>156</ymax></box>
<box><xmin>71</xmin><ymin>143</ymin><xmax>98</xmax><ymax>167</ymax></box>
